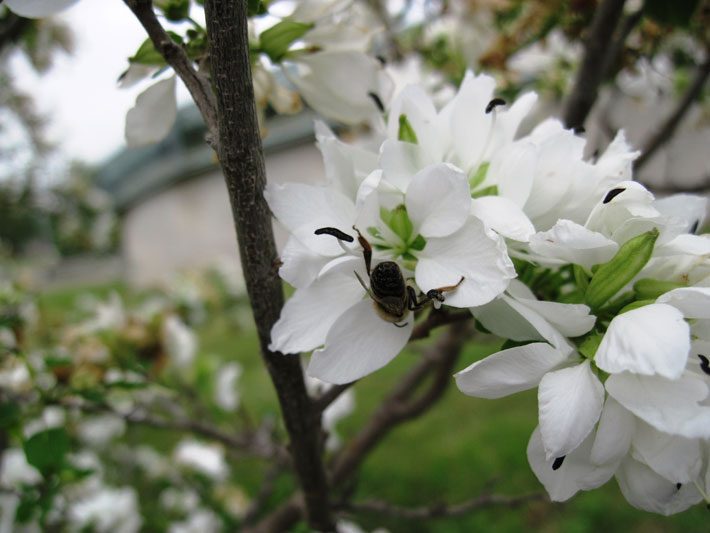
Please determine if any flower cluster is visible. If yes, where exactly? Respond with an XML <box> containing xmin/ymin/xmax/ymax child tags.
<box><xmin>267</xmin><ymin>70</ymin><xmax>710</xmax><ymax>513</ymax></box>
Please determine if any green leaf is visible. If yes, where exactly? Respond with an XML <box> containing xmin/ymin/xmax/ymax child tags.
<box><xmin>248</xmin><ymin>0</ymin><xmax>268</xmax><ymax>16</ymax></box>
<box><xmin>156</xmin><ymin>0</ymin><xmax>190</xmax><ymax>21</ymax></box>
<box><xmin>633</xmin><ymin>278</ymin><xmax>687</xmax><ymax>300</ymax></box>
<box><xmin>23</xmin><ymin>428</ymin><xmax>70</xmax><ymax>474</ymax></box>
<box><xmin>585</xmin><ymin>229</ymin><xmax>659</xmax><ymax>311</ymax></box>
<box><xmin>397</xmin><ymin>114</ymin><xmax>418</xmax><ymax>143</ymax></box>
<box><xmin>573</xmin><ymin>264</ymin><xmax>589</xmax><ymax>293</ymax></box>
<box><xmin>0</xmin><ymin>401</ymin><xmax>20</xmax><ymax>429</ymax></box>
<box><xmin>259</xmin><ymin>20</ymin><xmax>313</xmax><ymax>62</ymax></box>
<box><xmin>129</xmin><ymin>32</ymin><xmax>183</xmax><ymax>65</ymax></box>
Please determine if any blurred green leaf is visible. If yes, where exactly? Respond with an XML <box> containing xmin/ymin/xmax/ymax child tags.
<box><xmin>23</xmin><ymin>428</ymin><xmax>70</xmax><ymax>474</ymax></box>
<box><xmin>259</xmin><ymin>20</ymin><xmax>313</xmax><ymax>62</ymax></box>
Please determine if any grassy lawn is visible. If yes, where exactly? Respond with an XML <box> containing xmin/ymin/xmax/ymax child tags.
<box><xmin>36</xmin><ymin>284</ymin><xmax>708</xmax><ymax>532</ymax></box>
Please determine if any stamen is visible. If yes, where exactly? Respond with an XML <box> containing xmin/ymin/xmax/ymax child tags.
<box><xmin>573</xmin><ymin>126</ymin><xmax>585</xmax><ymax>135</ymax></box>
<box><xmin>676</xmin><ymin>483</ymin><xmax>682</xmax><ymax>490</ymax></box>
<box><xmin>603</xmin><ymin>187</ymin><xmax>626</xmax><ymax>204</ymax></box>
<box><xmin>368</xmin><ymin>92</ymin><xmax>385</xmax><ymax>113</ymax></box>
<box><xmin>698</xmin><ymin>354</ymin><xmax>710</xmax><ymax>376</ymax></box>
<box><xmin>485</xmin><ymin>98</ymin><xmax>506</xmax><ymax>114</ymax></box>
<box><xmin>690</xmin><ymin>220</ymin><xmax>700</xmax><ymax>234</ymax></box>
<box><xmin>315</xmin><ymin>227</ymin><xmax>354</xmax><ymax>242</ymax></box>
<box><xmin>375</xmin><ymin>55</ymin><xmax>386</xmax><ymax>66</ymax></box>
<box><xmin>552</xmin><ymin>456</ymin><xmax>565</xmax><ymax>470</ymax></box>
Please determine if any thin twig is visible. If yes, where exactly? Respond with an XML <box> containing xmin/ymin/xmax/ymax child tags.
<box><xmin>562</xmin><ymin>0</ymin><xmax>628</xmax><ymax>129</ymax></box>
<box><xmin>410</xmin><ymin>308</ymin><xmax>472</xmax><ymax>341</ymax></box>
<box><xmin>600</xmin><ymin>5</ymin><xmax>644</xmax><ymax>81</ymax></box>
<box><xmin>634</xmin><ymin>53</ymin><xmax>710</xmax><ymax>172</ymax></box>
<box><xmin>123</xmin><ymin>0</ymin><xmax>218</xmax><ymax>141</ymax></box>
<box><xmin>337</xmin><ymin>492</ymin><xmax>545</xmax><ymax>519</ymax></box>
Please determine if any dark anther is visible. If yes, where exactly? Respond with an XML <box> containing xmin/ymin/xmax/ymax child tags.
<box><xmin>368</xmin><ymin>92</ymin><xmax>385</xmax><ymax>113</ymax></box>
<box><xmin>573</xmin><ymin>126</ymin><xmax>585</xmax><ymax>135</ymax></box>
<box><xmin>690</xmin><ymin>220</ymin><xmax>700</xmax><ymax>235</ymax></box>
<box><xmin>552</xmin><ymin>456</ymin><xmax>565</xmax><ymax>470</ymax></box>
<box><xmin>698</xmin><ymin>354</ymin><xmax>710</xmax><ymax>376</ymax></box>
<box><xmin>603</xmin><ymin>187</ymin><xmax>626</xmax><ymax>204</ymax></box>
<box><xmin>315</xmin><ymin>227</ymin><xmax>354</xmax><ymax>242</ymax></box>
<box><xmin>676</xmin><ymin>482</ymin><xmax>682</xmax><ymax>490</ymax></box>
<box><xmin>485</xmin><ymin>98</ymin><xmax>506</xmax><ymax>114</ymax></box>
<box><xmin>375</xmin><ymin>55</ymin><xmax>386</xmax><ymax>66</ymax></box>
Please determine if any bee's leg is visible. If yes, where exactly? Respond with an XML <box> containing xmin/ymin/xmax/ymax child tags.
<box><xmin>354</xmin><ymin>270</ymin><xmax>375</xmax><ymax>301</ymax></box>
<box><xmin>408</xmin><ymin>276</ymin><xmax>465</xmax><ymax>310</ymax></box>
<box><xmin>352</xmin><ymin>226</ymin><xmax>372</xmax><ymax>275</ymax></box>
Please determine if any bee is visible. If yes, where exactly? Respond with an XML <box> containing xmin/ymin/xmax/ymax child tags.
<box><xmin>315</xmin><ymin>226</ymin><xmax>463</xmax><ymax>327</ymax></box>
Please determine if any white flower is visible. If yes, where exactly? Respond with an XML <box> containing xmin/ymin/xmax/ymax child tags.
<box><xmin>267</xmin><ymin>163</ymin><xmax>514</xmax><ymax>384</ymax></box>
<box><xmin>68</xmin><ymin>487</ymin><xmax>142</xmax><ymax>533</ymax></box>
<box><xmin>457</xmin><ymin>282</ymin><xmax>602</xmax><ymax>461</ymax></box>
<box><xmin>125</xmin><ymin>76</ymin><xmax>178</xmax><ymax>147</ymax></box>
<box><xmin>0</xmin><ymin>448</ymin><xmax>41</xmax><ymax>487</ymax></box>
<box><xmin>174</xmin><ymin>440</ymin><xmax>228</xmax><ymax>481</ymax></box>
<box><xmin>77</xmin><ymin>414</ymin><xmax>126</xmax><ymax>447</ymax></box>
<box><xmin>214</xmin><ymin>362</ymin><xmax>242</xmax><ymax>411</ymax></box>
<box><xmin>168</xmin><ymin>509</ymin><xmax>221</xmax><ymax>533</ymax></box>
<box><xmin>4</xmin><ymin>0</ymin><xmax>78</xmax><ymax>18</ymax></box>
<box><xmin>162</xmin><ymin>314</ymin><xmax>198</xmax><ymax>369</ymax></box>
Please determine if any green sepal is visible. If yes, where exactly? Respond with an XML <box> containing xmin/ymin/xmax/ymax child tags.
<box><xmin>259</xmin><ymin>20</ymin><xmax>314</xmax><ymax>62</ymax></box>
<box><xmin>573</xmin><ymin>264</ymin><xmax>590</xmax><ymax>293</ymax></box>
<box><xmin>472</xmin><ymin>184</ymin><xmax>498</xmax><ymax>198</ymax></box>
<box><xmin>397</xmin><ymin>114</ymin><xmax>418</xmax><ymax>143</ymax></box>
<box><xmin>618</xmin><ymin>298</ymin><xmax>656</xmax><ymax>315</ymax></box>
<box><xmin>633</xmin><ymin>278</ymin><xmax>687</xmax><ymax>300</ymax></box>
<box><xmin>577</xmin><ymin>333</ymin><xmax>603</xmax><ymax>360</ymax></box>
<box><xmin>468</xmin><ymin>162</ymin><xmax>489</xmax><ymax>192</ymax></box>
<box><xmin>585</xmin><ymin>228</ymin><xmax>659</xmax><ymax>311</ymax></box>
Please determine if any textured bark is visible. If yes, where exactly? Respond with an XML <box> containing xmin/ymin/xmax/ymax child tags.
<box><xmin>562</xmin><ymin>0</ymin><xmax>627</xmax><ymax>129</ymax></box>
<box><xmin>202</xmin><ymin>1</ymin><xmax>334</xmax><ymax>530</ymax></box>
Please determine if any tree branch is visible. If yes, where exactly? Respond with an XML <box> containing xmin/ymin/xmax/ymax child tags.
<box><xmin>634</xmin><ymin>52</ymin><xmax>710</xmax><ymax>172</ymax></box>
<box><xmin>202</xmin><ymin>1</ymin><xmax>334</xmax><ymax>530</ymax></box>
<box><xmin>336</xmin><ymin>492</ymin><xmax>544</xmax><ymax>519</ymax></box>
<box><xmin>253</xmin><ymin>322</ymin><xmax>475</xmax><ymax>530</ymax></box>
<box><xmin>123</xmin><ymin>0</ymin><xmax>218</xmax><ymax>140</ymax></box>
<box><xmin>562</xmin><ymin>0</ymin><xmax>628</xmax><ymax>129</ymax></box>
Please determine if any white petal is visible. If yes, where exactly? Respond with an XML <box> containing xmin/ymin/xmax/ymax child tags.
<box><xmin>631</xmin><ymin>421</ymin><xmax>702</xmax><ymax>484</ymax></box>
<box><xmin>616</xmin><ymin>456</ymin><xmax>702</xmax><ymax>515</ymax></box>
<box><xmin>528</xmin><ymin>219</ymin><xmax>618</xmax><ymax>269</ymax></box>
<box><xmin>450</xmin><ymin>72</ymin><xmax>496</xmax><ymax>170</ymax></box>
<box><xmin>595</xmin><ymin>304</ymin><xmax>690</xmax><ymax>379</ymax></box>
<box><xmin>455</xmin><ymin>342</ymin><xmax>567</xmax><ymax>399</ymax></box>
<box><xmin>527</xmin><ymin>427</ymin><xmax>617</xmax><ymax>502</ymax></box>
<box><xmin>470</xmin><ymin>196</ymin><xmax>535</xmax><ymax>242</ymax></box>
<box><xmin>606</xmin><ymin>372</ymin><xmax>710</xmax><ymax>439</ymax></box>
<box><xmin>405</xmin><ymin>163</ymin><xmax>470</xmax><ymax>238</ymax></box>
<box><xmin>264</xmin><ymin>183</ymin><xmax>356</xmax><ymax>256</ymax></box>
<box><xmin>657</xmin><ymin>287</ymin><xmax>710</xmax><ymax>319</ymax></box>
<box><xmin>654</xmin><ymin>194</ymin><xmax>706</xmax><ymax>234</ymax></box>
<box><xmin>538</xmin><ymin>361</ymin><xmax>605</xmax><ymax>459</ymax></box>
<box><xmin>378</xmin><ymin>139</ymin><xmax>432</xmax><ymax>193</ymax></box>
<box><xmin>5</xmin><ymin>0</ymin><xmax>78</xmax><ymax>17</ymax></box>
<box><xmin>269</xmin><ymin>274</ymin><xmax>364</xmax><ymax>354</ymax></box>
<box><xmin>514</xmin><ymin>298</ymin><xmax>596</xmax><ymax>338</ymax></box>
<box><xmin>290</xmin><ymin>51</ymin><xmax>391</xmax><ymax>125</ymax></box>
<box><xmin>386</xmin><ymin>85</ymin><xmax>445</xmax><ymax>161</ymax></box>
<box><xmin>125</xmin><ymin>76</ymin><xmax>178</xmax><ymax>147</ymax></box>
<box><xmin>590</xmin><ymin>397</ymin><xmax>635</xmax><ymax>465</ymax></box>
<box><xmin>488</xmin><ymin>139</ymin><xmax>538</xmax><ymax>207</ymax></box>
<box><xmin>657</xmin><ymin>234</ymin><xmax>710</xmax><ymax>256</ymax></box>
<box><xmin>307</xmin><ymin>299</ymin><xmax>412</xmax><ymax>384</ymax></box>
<box><xmin>415</xmin><ymin>218</ymin><xmax>515</xmax><ymax>307</ymax></box>
<box><xmin>278</xmin><ymin>236</ymin><xmax>331</xmax><ymax>288</ymax></box>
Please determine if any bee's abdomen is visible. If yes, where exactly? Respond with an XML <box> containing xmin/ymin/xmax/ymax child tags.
<box><xmin>370</xmin><ymin>261</ymin><xmax>405</xmax><ymax>298</ymax></box>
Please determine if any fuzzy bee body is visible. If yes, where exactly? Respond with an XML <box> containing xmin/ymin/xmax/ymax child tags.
<box><xmin>369</xmin><ymin>261</ymin><xmax>408</xmax><ymax>322</ymax></box>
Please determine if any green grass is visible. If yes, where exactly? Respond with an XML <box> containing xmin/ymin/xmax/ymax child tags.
<box><xmin>37</xmin><ymin>284</ymin><xmax>709</xmax><ymax>532</ymax></box>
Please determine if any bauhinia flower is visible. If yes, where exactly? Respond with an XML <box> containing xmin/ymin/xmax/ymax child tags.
<box><xmin>267</xmin><ymin>162</ymin><xmax>514</xmax><ymax>384</ymax></box>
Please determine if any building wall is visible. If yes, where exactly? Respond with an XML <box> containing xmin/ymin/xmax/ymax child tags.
<box><xmin>122</xmin><ymin>142</ymin><xmax>325</xmax><ymax>287</ymax></box>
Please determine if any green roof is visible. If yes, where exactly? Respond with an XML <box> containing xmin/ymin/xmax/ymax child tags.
<box><xmin>95</xmin><ymin>105</ymin><xmax>319</xmax><ymax>210</ymax></box>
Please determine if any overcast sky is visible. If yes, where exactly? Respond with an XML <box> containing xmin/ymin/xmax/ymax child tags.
<box><xmin>10</xmin><ymin>1</ymin><xmax>194</xmax><ymax>166</ymax></box>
